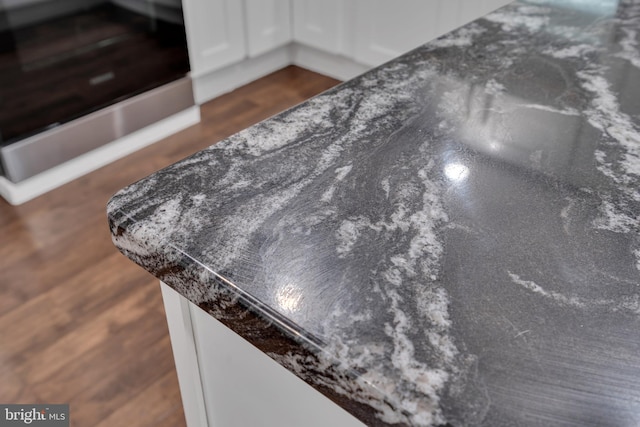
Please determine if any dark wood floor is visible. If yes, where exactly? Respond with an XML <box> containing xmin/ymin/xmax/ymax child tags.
<box><xmin>0</xmin><ymin>66</ymin><xmax>340</xmax><ymax>427</ymax></box>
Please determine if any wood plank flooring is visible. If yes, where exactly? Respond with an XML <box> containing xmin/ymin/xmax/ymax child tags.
<box><xmin>0</xmin><ymin>66</ymin><xmax>340</xmax><ymax>426</ymax></box>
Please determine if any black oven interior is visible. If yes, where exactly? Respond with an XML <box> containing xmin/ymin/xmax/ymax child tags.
<box><xmin>0</xmin><ymin>0</ymin><xmax>190</xmax><ymax>148</ymax></box>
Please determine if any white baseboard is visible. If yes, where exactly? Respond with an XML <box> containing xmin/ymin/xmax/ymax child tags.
<box><xmin>192</xmin><ymin>43</ymin><xmax>372</xmax><ymax>105</ymax></box>
<box><xmin>192</xmin><ymin>45</ymin><xmax>292</xmax><ymax>104</ymax></box>
<box><xmin>290</xmin><ymin>43</ymin><xmax>370</xmax><ymax>82</ymax></box>
<box><xmin>0</xmin><ymin>106</ymin><xmax>200</xmax><ymax>206</ymax></box>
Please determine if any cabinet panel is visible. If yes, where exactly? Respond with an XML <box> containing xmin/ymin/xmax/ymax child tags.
<box><xmin>182</xmin><ymin>0</ymin><xmax>246</xmax><ymax>75</ymax></box>
<box><xmin>354</xmin><ymin>0</ymin><xmax>511</xmax><ymax>67</ymax></box>
<box><xmin>458</xmin><ymin>0</ymin><xmax>511</xmax><ymax>27</ymax></box>
<box><xmin>245</xmin><ymin>0</ymin><xmax>292</xmax><ymax>58</ymax></box>
<box><xmin>292</xmin><ymin>0</ymin><xmax>344</xmax><ymax>54</ymax></box>
<box><xmin>354</xmin><ymin>0</ymin><xmax>439</xmax><ymax>66</ymax></box>
<box><xmin>187</xmin><ymin>299</ymin><xmax>365</xmax><ymax>427</ymax></box>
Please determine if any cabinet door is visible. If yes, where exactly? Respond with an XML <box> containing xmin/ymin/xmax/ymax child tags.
<box><xmin>353</xmin><ymin>0</ymin><xmax>438</xmax><ymax>67</ymax></box>
<box><xmin>245</xmin><ymin>0</ymin><xmax>292</xmax><ymax>58</ymax></box>
<box><xmin>292</xmin><ymin>0</ymin><xmax>344</xmax><ymax>54</ymax></box>
<box><xmin>180</xmin><ymin>292</ymin><xmax>366</xmax><ymax>427</ymax></box>
<box><xmin>182</xmin><ymin>0</ymin><xmax>246</xmax><ymax>76</ymax></box>
<box><xmin>353</xmin><ymin>0</ymin><xmax>511</xmax><ymax>67</ymax></box>
<box><xmin>448</xmin><ymin>0</ymin><xmax>512</xmax><ymax>30</ymax></box>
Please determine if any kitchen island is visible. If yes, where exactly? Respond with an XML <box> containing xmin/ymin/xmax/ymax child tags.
<box><xmin>108</xmin><ymin>1</ymin><xmax>640</xmax><ymax>426</ymax></box>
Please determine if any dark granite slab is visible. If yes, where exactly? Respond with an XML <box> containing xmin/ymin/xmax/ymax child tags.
<box><xmin>107</xmin><ymin>1</ymin><xmax>640</xmax><ymax>425</ymax></box>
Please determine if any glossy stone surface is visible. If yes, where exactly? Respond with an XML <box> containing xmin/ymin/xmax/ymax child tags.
<box><xmin>108</xmin><ymin>1</ymin><xmax>640</xmax><ymax>425</ymax></box>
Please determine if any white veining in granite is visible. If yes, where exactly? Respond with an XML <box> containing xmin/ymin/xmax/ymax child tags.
<box><xmin>509</xmin><ymin>271</ymin><xmax>640</xmax><ymax>314</ymax></box>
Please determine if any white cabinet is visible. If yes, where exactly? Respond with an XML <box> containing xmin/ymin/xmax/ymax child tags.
<box><xmin>245</xmin><ymin>0</ymin><xmax>292</xmax><ymax>58</ymax></box>
<box><xmin>182</xmin><ymin>0</ymin><xmax>293</xmax><ymax>101</ymax></box>
<box><xmin>353</xmin><ymin>0</ymin><xmax>440</xmax><ymax>67</ymax></box>
<box><xmin>292</xmin><ymin>0</ymin><xmax>346</xmax><ymax>55</ymax></box>
<box><xmin>182</xmin><ymin>0</ymin><xmax>246</xmax><ymax>76</ymax></box>
<box><xmin>182</xmin><ymin>0</ymin><xmax>514</xmax><ymax>101</ymax></box>
<box><xmin>182</xmin><ymin>0</ymin><xmax>514</xmax><ymax>76</ymax></box>
<box><xmin>160</xmin><ymin>282</ymin><xmax>365</xmax><ymax>427</ymax></box>
<box><xmin>457</xmin><ymin>0</ymin><xmax>513</xmax><ymax>28</ymax></box>
<box><xmin>353</xmin><ymin>0</ymin><xmax>512</xmax><ymax>67</ymax></box>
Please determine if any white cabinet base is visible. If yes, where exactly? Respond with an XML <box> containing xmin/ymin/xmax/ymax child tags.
<box><xmin>192</xmin><ymin>43</ymin><xmax>372</xmax><ymax>104</ymax></box>
<box><xmin>192</xmin><ymin>45</ymin><xmax>292</xmax><ymax>104</ymax></box>
<box><xmin>160</xmin><ymin>282</ymin><xmax>365</xmax><ymax>427</ymax></box>
<box><xmin>291</xmin><ymin>42</ymin><xmax>370</xmax><ymax>82</ymax></box>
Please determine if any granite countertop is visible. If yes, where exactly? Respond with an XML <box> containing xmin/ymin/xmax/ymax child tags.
<box><xmin>107</xmin><ymin>1</ymin><xmax>640</xmax><ymax>425</ymax></box>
